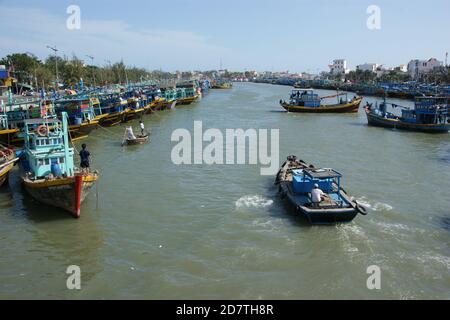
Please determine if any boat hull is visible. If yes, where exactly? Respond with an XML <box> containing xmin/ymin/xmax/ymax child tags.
<box><xmin>69</xmin><ymin>120</ymin><xmax>99</xmax><ymax>139</ymax></box>
<box><xmin>0</xmin><ymin>129</ymin><xmax>20</xmax><ymax>145</ymax></box>
<box><xmin>177</xmin><ymin>96</ymin><xmax>199</xmax><ymax>105</ymax></box>
<box><xmin>98</xmin><ymin>111</ymin><xmax>126</xmax><ymax>127</ymax></box>
<box><xmin>125</xmin><ymin>134</ymin><xmax>149</xmax><ymax>145</ymax></box>
<box><xmin>123</xmin><ymin>108</ymin><xmax>146</xmax><ymax>122</ymax></box>
<box><xmin>275</xmin><ymin>157</ymin><xmax>360</xmax><ymax>225</ymax></box>
<box><xmin>281</xmin><ymin>97</ymin><xmax>362</xmax><ymax>113</ymax></box>
<box><xmin>0</xmin><ymin>162</ymin><xmax>14</xmax><ymax>187</ymax></box>
<box><xmin>278</xmin><ymin>181</ymin><xmax>358</xmax><ymax>224</ymax></box>
<box><xmin>365</xmin><ymin>108</ymin><xmax>450</xmax><ymax>133</ymax></box>
<box><xmin>22</xmin><ymin>173</ymin><xmax>98</xmax><ymax>218</ymax></box>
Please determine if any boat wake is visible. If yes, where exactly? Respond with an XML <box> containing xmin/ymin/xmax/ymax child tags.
<box><xmin>353</xmin><ymin>196</ymin><xmax>393</xmax><ymax>212</ymax></box>
<box><xmin>235</xmin><ymin>195</ymin><xmax>273</xmax><ymax>209</ymax></box>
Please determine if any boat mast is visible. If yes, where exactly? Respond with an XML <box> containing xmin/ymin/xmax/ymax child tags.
<box><xmin>61</xmin><ymin>112</ymin><xmax>73</xmax><ymax>177</ymax></box>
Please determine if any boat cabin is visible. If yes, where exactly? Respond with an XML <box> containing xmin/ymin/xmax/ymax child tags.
<box><xmin>291</xmin><ymin>168</ymin><xmax>347</xmax><ymax>207</ymax></box>
<box><xmin>289</xmin><ymin>89</ymin><xmax>321</xmax><ymax>107</ymax></box>
<box><xmin>401</xmin><ymin>97</ymin><xmax>449</xmax><ymax>125</ymax></box>
<box><xmin>22</xmin><ymin>114</ymin><xmax>74</xmax><ymax>179</ymax></box>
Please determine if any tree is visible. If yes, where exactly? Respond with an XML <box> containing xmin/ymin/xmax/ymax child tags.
<box><xmin>0</xmin><ymin>53</ymin><xmax>42</xmax><ymax>84</ymax></box>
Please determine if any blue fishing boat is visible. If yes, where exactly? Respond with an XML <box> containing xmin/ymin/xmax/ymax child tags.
<box><xmin>275</xmin><ymin>156</ymin><xmax>367</xmax><ymax>224</ymax></box>
<box><xmin>53</xmin><ymin>97</ymin><xmax>99</xmax><ymax>140</ymax></box>
<box><xmin>95</xmin><ymin>93</ymin><xmax>128</xmax><ymax>127</ymax></box>
<box><xmin>20</xmin><ymin>112</ymin><xmax>99</xmax><ymax>218</ymax></box>
<box><xmin>365</xmin><ymin>96</ymin><xmax>449</xmax><ymax>133</ymax></box>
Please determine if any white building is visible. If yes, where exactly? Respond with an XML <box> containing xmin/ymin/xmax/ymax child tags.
<box><xmin>329</xmin><ymin>59</ymin><xmax>349</xmax><ymax>75</ymax></box>
<box><xmin>407</xmin><ymin>58</ymin><xmax>443</xmax><ymax>79</ymax></box>
<box><xmin>356</xmin><ymin>63</ymin><xmax>379</xmax><ymax>72</ymax></box>
<box><xmin>395</xmin><ymin>64</ymin><xmax>407</xmax><ymax>73</ymax></box>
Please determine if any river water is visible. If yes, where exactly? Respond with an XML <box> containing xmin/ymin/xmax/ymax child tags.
<box><xmin>1</xmin><ymin>82</ymin><xmax>449</xmax><ymax>299</ymax></box>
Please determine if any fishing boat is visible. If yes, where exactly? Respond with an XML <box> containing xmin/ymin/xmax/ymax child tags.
<box><xmin>0</xmin><ymin>144</ymin><xmax>18</xmax><ymax>187</ymax></box>
<box><xmin>275</xmin><ymin>155</ymin><xmax>367</xmax><ymax>224</ymax></box>
<box><xmin>0</xmin><ymin>109</ymin><xmax>19</xmax><ymax>145</ymax></box>
<box><xmin>176</xmin><ymin>81</ymin><xmax>200</xmax><ymax>105</ymax></box>
<box><xmin>95</xmin><ymin>94</ymin><xmax>128</xmax><ymax>127</ymax></box>
<box><xmin>20</xmin><ymin>113</ymin><xmax>99</xmax><ymax>218</ymax></box>
<box><xmin>280</xmin><ymin>89</ymin><xmax>363</xmax><ymax>113</ymax></box>
<box><xmin>53</xmin><ymin>97</ymin><xmax>99</xmax><ymax>140</ymax></box>
<box><xmin>211</xmin><ymin>79</ymin><xmax>233</xmax><ymax>89</ymax></box>
<box><xmin>0</xmin><ymin>96</ymin><xmax>44</xmax><ymax>145</ymax></box>
<box><xmin>365</xmin><ymin>96</ymin><xmax>450</xmax><ymax>133</ymax></box>
<box><xmin>123</xmin><ymin>97</ymin><xmax>147</xmax><ymax>122</ymax></box>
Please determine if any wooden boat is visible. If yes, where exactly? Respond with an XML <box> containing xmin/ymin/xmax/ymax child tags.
<box><xmin>0</xmin><ymin>128</ymin><xmax>19</xmax><ymax>145</ymax></box>
<box><xmin>125</xmin><ymin>134</ymin><xmax>149</xmax><ymax>145</ymax></box>
<box><xmin>53</xmin><ymin>98</ymin><xmax>100</xmax><ymax>139</ymax></box>
<box><xmin>177</xmin><ymin>95</ymin><xmax>199</xmax><ymax>105</ymax></box>
<box><xmin>20</xmin><ymin>114</ymin><xmax>99</xmax><ymax>218</ymax></box>
<box><xmin>122</xmin><ymin>97</ymin><xmax>146</xmax><ymax>122</ymax></box>
<box><xmin>280</xmin><ymin>89</ymin><xmax>362</xmax><ymax>113</ymax></box>
<box><xmin>211</xmin><ymin>79</ymin><xmax>233</xmax><ymax>89</ymax></box>
<box><xmin>275</xmin><ymin>155</ymin><xmax>367</xmax><ymax>224</ymax></box>
<box><xmin>0</xmin><ymin>144</ymin><xmax>18</xmax><ymax>187</ymax></box>
<box><xmin>365</xmin><ymin>96</ymin><xmax>450</xmax><ymax>133</ymax></box>
<box><xmin>176</xmin><ymin>81</ymin><xmax>201</xmax><ymax>105</ymax></box>
<box><xmin>94</xmin><ymin>94</ymin><xmax>129</xmax><ymax>127</ymax></box>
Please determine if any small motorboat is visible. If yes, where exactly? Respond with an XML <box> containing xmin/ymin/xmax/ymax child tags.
<box><xmin>275</xmin><ymin>155</ymin><xmax>367</xmax><ymax>224</ymax></box>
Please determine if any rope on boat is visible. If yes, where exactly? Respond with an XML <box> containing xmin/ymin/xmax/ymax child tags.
<box><xmin>95</xmin><ymin>124</ymin><xmax>126</xmax><ymax>139</ymax></box>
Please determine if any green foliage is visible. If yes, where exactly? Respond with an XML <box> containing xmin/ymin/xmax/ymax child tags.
<box><xmin>1</xmin><ymin>52</ymin><xmax>176</xmax><ymax>90</ymax></box>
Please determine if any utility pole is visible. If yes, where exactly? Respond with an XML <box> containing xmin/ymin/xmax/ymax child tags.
<box><xmin>46</xmin><ymin>45</ymin><xmax>59</xmax><ymax>87</ymax></box>
<box><xmin>86</xmin><ymin>55</ymin><xmax>96</xmax><ymax>87</ymax></box>
<box><xmin>25</xmin><ymin>52</ymin><xmax>39</xmax><ymax>94</ymax></box>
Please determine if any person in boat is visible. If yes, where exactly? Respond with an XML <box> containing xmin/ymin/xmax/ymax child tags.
<box><xmin>311</xmin><ymin>184</ymin><xmax>328</xmax><ymax>208</ymax></box>
<box><xmin>126</xmin><ymin>126</ymin><xmax>137</xmax><ymax>140</ymax></box>
<box><xmin>139</xmin><ymin>121</ymin><xmax>145</xmax><ymax>136</ymax></box>
<box><xmin>79</xmin><ymin>144</ymin><xmax>91</xmax><ymax>173</ymax></box>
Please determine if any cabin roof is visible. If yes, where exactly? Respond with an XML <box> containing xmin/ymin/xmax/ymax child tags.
<box><xmin>24</xmin><ymin>118</ymin><xmax>61</xmax><ymax>125</ymax></box>
<box><xmin>304</xmin><ymin>168</ymin><xmax>342</xmax><ymax>179</ymax></box>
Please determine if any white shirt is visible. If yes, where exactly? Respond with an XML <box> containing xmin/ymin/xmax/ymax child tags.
<box><xmin>126</xmin><ymin>127</ymin><xmax>136</xmax><ymax>140</ymax></box>
<box><xmin>311</xmin><ymin>188</ymin><xmax>324</xmax><ymax>203</ymax></box>
<box><xmin>140</xmin><ymin>122</ymin><xmax>145</xmax><ymax>130</ymax></box>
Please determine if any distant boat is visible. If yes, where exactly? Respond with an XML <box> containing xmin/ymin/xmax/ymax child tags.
<box><xmin>280</xmin><ymin>89</ymin><xmax>362</xmax><ymax>113</ymax></box>
<box><xmin>365</xmin><ymin>96</ymin><xmax>450</xmax><ymax>133</ymax></box>
<box><xmin>211</xmin><ymin>78</ymin><xmax>233</xmax><ymax>89</ymax></box>
<box><xmin>275</xmin><ymin>155</ymin><xmax>367</xmax><ymax>224</ymax></box>
<box><xmin>20</xmin><ymin>113</ymin><xmax>99</xmax><ymax>218</ymax></box>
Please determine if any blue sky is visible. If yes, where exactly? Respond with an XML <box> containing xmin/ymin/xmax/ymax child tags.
<box><xmin>0</xmin><ymin>0</ymin><xmax>449</xmax><ymax>72</ymax></box>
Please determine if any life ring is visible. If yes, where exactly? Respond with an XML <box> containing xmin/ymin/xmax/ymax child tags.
<box><xmin>37</xmin><ymin>125</ymin><xmax>48</xmax><ymax>137</ymax></box>
<box><xmin>355</xmin><ymin>201</ymin><xmax>368</xmax><ymax>215</ymax></box>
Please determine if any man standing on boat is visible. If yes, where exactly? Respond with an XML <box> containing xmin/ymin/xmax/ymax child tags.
<box><xmin>139</xmin><ymin>121</ymin><xmax>145</xmax><ymax>136</ymax></box>
<box><xmin>79</xmin><ymin>144</ymin><xmax>91</xmax><ymax>173</ymax></box>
